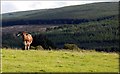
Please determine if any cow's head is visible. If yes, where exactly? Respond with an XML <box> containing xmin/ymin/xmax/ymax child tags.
<box><xmin>16</xmin><ymin>31</ymin><xmax>28</xmax><ymax>37</ymax></box>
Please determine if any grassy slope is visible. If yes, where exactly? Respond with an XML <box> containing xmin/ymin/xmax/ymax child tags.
<box><xmin>2</xmin><ymin>2</ymin><xmax>118</xmax><ymax>21</ymax></box>
<box><xmin>2</xmin><ymin>49</ymin><xmax>119</xmax><ymax>72</ymax></box>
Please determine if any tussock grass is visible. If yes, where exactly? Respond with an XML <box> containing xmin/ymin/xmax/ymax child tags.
<box><xmin>1</xmin><ymin>48</ymin><xmax>119</xmax><ymax>72</ymax></box>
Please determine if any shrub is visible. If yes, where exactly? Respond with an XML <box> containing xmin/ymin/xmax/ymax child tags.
<box><xmin>30</xmin><ymin>46</ymin><xmax>36</xmax><ymax>50</ymax></box>
<box><xmin>63</xmin><ymin>43</ymin><xmax>80</xmax><ymax>51</ymax></box>
<box><xmin>35</xmin><ymin>45</ymin><xmax>44</xmax><ymax>50</ymax></box>
<box><xmin>31</xmin><ymin>46</ymin><xmax>44</xmax><ymax>50</ymax></box>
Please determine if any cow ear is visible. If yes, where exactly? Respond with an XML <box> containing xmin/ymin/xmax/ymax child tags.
<box><xmin>29</xmin><ymin>32</ymin><xmax>32</xmax><ymax>34</ymax></box>
<box><xmin>18</xmin><ymin>31</ymin><xmax>22</xmax><ymax>34</ymax></box>
<box><xmin>16</xmin><ymin>31</ymin><xmax>22</xmax><ymax>36</ymax></box>
<box><xmin>17</xmin><ymin>34</ymin><xmax>21</xmax><ymax>37</ymax></box>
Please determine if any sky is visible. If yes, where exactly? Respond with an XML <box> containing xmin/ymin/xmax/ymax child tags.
<box><xmin>1</xmin><ymin>0</ymin><xmax>119</xmax><ymax>14</ymax></box>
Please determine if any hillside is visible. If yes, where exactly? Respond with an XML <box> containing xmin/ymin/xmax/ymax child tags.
<box><xmin>1</xmin><ymin>2</ymin><xmax>119</xmax><ymax>52</ymax></box>
<box><xmin>1</xmin><ymin>2</ymin><xmax>119</xmax><ymax>26</ymax></box>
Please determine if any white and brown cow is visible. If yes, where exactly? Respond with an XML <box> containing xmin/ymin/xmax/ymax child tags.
<box><xmin>17</xmin><ymin>31</ymin><xmax>33</xmax><ymax>50</ymax></box>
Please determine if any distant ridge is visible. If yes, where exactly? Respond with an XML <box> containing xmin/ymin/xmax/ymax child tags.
<box><xmin>1</xmin><ymin>2</ymin><xmax>119</xmax><ymax>26</ymax></box>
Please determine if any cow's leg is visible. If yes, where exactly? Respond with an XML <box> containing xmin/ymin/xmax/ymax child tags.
<box><xmin>24</xmin><ymin>41</ymin><xmax>27</xmax><ymax>50</ymax></box>
<box><xmin>25</xmin><ymin>45</ymin><xmax>27</xmax><ymax>50</ymax></box>
<box><xmin>26</xmin><ymin>42</ymin><xmax>30</xmax><ymax>50</ymax></box>
<box><xmin>28</xmin><ymin>45</ymin><xmax>30</xmax><ymax>50</ymax></box>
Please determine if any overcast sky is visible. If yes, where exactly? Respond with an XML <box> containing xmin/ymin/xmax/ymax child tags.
<box><xmin>1</xmin><ymin>0</ymin><xmax>119</xmax><ymax>14</ymax></box>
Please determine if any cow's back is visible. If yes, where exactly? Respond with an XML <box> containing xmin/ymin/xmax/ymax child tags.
<box><xmin>25</xmin><ymin>34</ymin><xmax>33</xmax><ymax>43</ymax></box>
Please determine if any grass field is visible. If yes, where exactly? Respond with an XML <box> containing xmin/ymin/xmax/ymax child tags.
<box><xmin>1</xmin><ymin>49</ymin><xmax>119</xmax><ymax>73</ymax></box>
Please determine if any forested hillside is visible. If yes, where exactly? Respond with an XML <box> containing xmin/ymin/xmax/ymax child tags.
<box><xmin>44</xmin><ymin>16</ymin><xmax>119</xmax><ymax>52</ymax></box>
<box><xmin>1</xmin><ymin>2</ymin><xmax>119</xmax><ymax>52</ymax></box>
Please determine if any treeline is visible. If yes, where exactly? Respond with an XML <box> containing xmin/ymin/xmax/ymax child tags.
<box><xmin>2</xmin><ymin>15</ymin><xmax>117</xmax><ymax>27</ymax></box>
<box><xmin>44</xmin><ymin>16</ymin><xmax>119</xmax><ymax>52</ymax></box>
<box><xmin>2</xmin><ymin>33</ymin><xmax>56</xmax><ymax>49</ymax></box>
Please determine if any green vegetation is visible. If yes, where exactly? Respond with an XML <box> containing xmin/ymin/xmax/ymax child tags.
<box><xmin>1</xmin><ymin>2</ymin><xmax>119</xmax><ymax>52</ymax></box>
<box><xmin>2</xmin><ymin>2</ymin><xmax>118</xmax><ymax>20</ymax></box>
<box><xmin>2</xmin><ymin>16</ymin><xmax>119</xmax><ymax>52</ymax></box>
<box><xmin>2</xmin><ymin>49</ymin><xmax>119</xmax><ymax>72</ymax></box>
<box><xmin>63</xmin><ymin>44</ymin><xmax>80</xmax><ymax>50</ymax></box>
<box><xmin>1</xmin><ymin>2</ymin><xmax>119</xmax><ymax>73</ymax></box>
<box><xmin>2</xmin><ymin>2</ymin><xmax>118</xmax><ymax>26</ymax></box>
<box><xmin>44</xmin><ymin>16</ymin><xmax>119</xmax><ymax>52</ymax></box>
